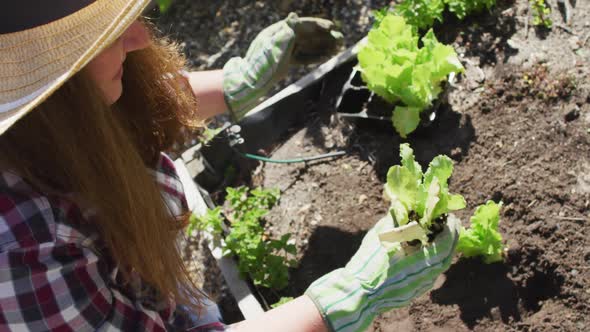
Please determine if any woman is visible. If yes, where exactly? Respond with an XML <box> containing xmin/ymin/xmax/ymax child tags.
<box><xmin>0</xmin><ymin>1</ymin><xmax>459</xmax><ymax>331</ymax></box>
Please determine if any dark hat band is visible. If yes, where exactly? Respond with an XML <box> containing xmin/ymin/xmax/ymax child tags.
<box><xmin>1</xmin><ymin>0</ymin><xmax>96</xmax><ymax>34</ymax></box>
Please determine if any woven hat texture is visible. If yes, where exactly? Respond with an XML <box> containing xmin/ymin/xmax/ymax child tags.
<box><xmin>0</xmin><ymin>0</ymin><xmax>150</xmax><ymax>135</ymax></box>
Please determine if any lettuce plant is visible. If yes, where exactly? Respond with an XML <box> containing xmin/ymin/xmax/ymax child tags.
<box><xmin>188</xmin><ymin>186</ymin><xmax>296</xmax><ymax>290</ymax></box>
<box><xmin>357</xmin><ymin>14</ymin><xmax>463</xmax><ymax>137</ymax></box>
<box><xmin>393</xmin><ymin>0</ymin><xmax>445</xmax><ymax>30</ymax></box>
<box><xmin>386</xmin><ymin>0</ymin><xmax>496</xmax><ymax>29</ymax></box>
<box><xmin>379</xmin><ymin>144</ymin><xmax>505</xmax><ymax>264</ymax></box>
<box><xmin>380</xmin><ymin>143</ymin><xmax>466</xmax><ymax>243</ymax></box>
<box><xmin>530</xmin><ymin>0</ymin><xmax>553</xmax><ymax>29</ymax></box>
<box><xmin>443</xmin><ymin>0</ymin><xmax>496</xmax><ymax>20</ymax></box>
<box><xmin>457</xmin><ymin>200</ymin><xmax>504</xmax><ymax>263</ymax></box>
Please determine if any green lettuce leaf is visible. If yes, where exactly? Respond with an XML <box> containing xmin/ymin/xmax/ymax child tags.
<box><xmin>444</xmin><ymin>0</ymin><xmax>496</xmax><ymax>20</ymax></box>
<box><xmin>357</xmin><ymin>14</ymin><xmax>463</xmax><ymax>137</ymax></box>
<box><xmin>389</xmin><ymin>197</ymin><xmax>410</xmax><ymax>226</ymax></box>
<box><xmin>457</xmin><ymin>200</ymin><xmax>504</xmax><ymax>263</ymax></box>
<box><xmin>400</xmin><ymin>143</ymin><xmax>423</xmax><ymax>179</ymax></box>
<box><xmin>419</xmin><ymin>30</ymin><xmax>464</xmax><ymax>83</ymax></box>
<box><xmin>385</xmin><ymin>166</ymin><xmax>419</xmax><ymax>206</ymax></box>
<box><xmin>384</xmin><ymin>144</ymin><xmax>466</xmax><ymax>234</ymax></box>
<box><xmin>416</xmin><ymin>155</ymin><xmax>466</xmax><ymax>222</ymax></box>
<box><xmin>393</xmin><ymin>0</ymin><xmax>445</xmax><ymax>30</ymax></box>
<box><xmin>392</xmin><ymin>106</ymin><xmax>422</xmax><ymax>138</ymax></box>
<box><xmin>420</xmin><ymin>177</ymin><xmax>441</xmax><ymax>227</ymax></box>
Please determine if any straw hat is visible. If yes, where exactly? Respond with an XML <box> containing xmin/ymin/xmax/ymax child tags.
<box><xmin>0</xmin><ymin>0</ymin><xmax>151</xmax><ymax>135</ymax></box>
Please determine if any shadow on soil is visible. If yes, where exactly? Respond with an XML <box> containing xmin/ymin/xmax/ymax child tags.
<box><xmin>266</xmin><ymin>53</ymin><xmax>479</xmax><ymax>183</ymax></box>
<box><xmin>435</xmin><ymin>0</ymin><xmax>519</xmax><ymax>65</ymax></box>
<box><xmin>431</xmin><ymin>247</ymin><xmax>564</xmax><ymax>328</ymax></box>
<box><xmin>344</xmin><ymin>104</ymin><xmax>477</xmax><ymax>180</ymax></box>
<box><xmin>286</xmin><ymin>226</ymin><xmax>366</xmax><ymax>295</ymax></box>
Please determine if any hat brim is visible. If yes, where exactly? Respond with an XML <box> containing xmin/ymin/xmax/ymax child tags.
<box><xmin>0</xmin><ymin>0</ymin><xmax>151</xmax><ymax>135</ymax></box>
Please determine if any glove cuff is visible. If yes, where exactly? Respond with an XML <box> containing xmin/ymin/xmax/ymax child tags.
<box><xmin>305</xmin><ymin>269</ymin><xmax>375</xmax><ymax>332</ymax></box>
<box><xmin>222</xmin><ymin>57</ymin><xmax>256</xmax><ymax>121</ymax></box>
<box><xmin>222</xmin><ymin>17</ymin><xmax>297</xmax><ymax>121</ymax></box>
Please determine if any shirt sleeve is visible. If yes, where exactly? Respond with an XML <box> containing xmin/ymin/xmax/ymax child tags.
<box><xmin>0</xmin><ymin>155</ymin><xmax>229</xmax><ymax>331</ymax></box>
<box><xmin>170</xmin><ymin>302</ymin><xmax>227</xmax><ymax>332</ymax></box>
<box><xmin>152</xmin><ymin>153</ymin><xmax>190</xmax><ymax>219</ymax></box>
<box><xmin>0</xmin><ymin>188</ymin><xmax>172</xmax><ymax>331</ymax></box>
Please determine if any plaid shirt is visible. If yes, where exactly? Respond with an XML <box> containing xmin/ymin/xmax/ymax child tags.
<box><xmin>0</xmin><ymin>153</ymin><xmax>227</xmax><ymax>332</ymax></box>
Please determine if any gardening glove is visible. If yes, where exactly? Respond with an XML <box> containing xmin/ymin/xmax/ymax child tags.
<box><xmin>223</xmin><ymin>13</ymin><xmax>344</xmax><ymax>120</ymax></box>
<box><xmin>305</xmin><ymin>214</ymin><xmax>461</xmax><ymax>332</ymax></box>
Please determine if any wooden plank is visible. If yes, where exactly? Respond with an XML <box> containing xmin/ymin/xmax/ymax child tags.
<box><xmin>174</xmin><ymin>159</ymin><xmax>265</xmax><ymax>319</ymax></box>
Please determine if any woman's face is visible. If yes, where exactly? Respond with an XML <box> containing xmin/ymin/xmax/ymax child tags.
<box><xmin>85</xmin><ymin>20</ymin><xmax>151</xmax><ymax>104</ymax></box>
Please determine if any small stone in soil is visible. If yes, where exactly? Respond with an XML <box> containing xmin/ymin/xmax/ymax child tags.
<box><xmin>564</xmin><ymin>108</ymin><xmax>580</xmax><ymax>122</ymax></box>
<box><xmin>298</xmin><ymin>204</ymin><xmax>312</xmax><ymax>214</ymax></box>
<box><xmin>358</xmin><ymin>194</ymin><xmax>368</xmax><ymax>204</ymax></box>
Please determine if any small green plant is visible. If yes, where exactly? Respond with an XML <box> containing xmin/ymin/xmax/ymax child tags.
<box><xmin>271</xmin><ymin>296</ymin><xmax>295</xmax><ymax>309</ymax></box>
<box><xmin>379</xmin><ymin>144</ymin><xmax>505</xmax><ymax>264</ymax></box>
<box><xmin>372</xmin><ymin>6</ymin><xmax>391</xmax><ymax>28</ymax></box>
<box><xmin>156</xmin><ymin>0</ymin><xmax>173</xmax><ymax>13</ymax></box>
<box><xmin>518</xmin><ymin>64</ymin><xmax>576</xmax><ymax>101</ymax></box>
<box><xmin>457</xmin><ymin>201</ymin><xmax>505</xmax><ymax>263</ymax></box>
<box><xmin>381</xmin><ymin>143</ymin><xmax>466</xmax><ymax>244</ymax></box>
<box><xmin>187</xmin><ymin>207</ymin><xmax>224</xmax><ymax>237</ymax></box>
<box><xmin>188</xmin><ymin>186</ymin><xmax>296</xmax><ymax>290</ymax></box>
<box><xmin>200</xmin><ymin>127</ymin><xmax>222</xmax><ymax>144</ymax></box>
<box><xmin>386</xmin><ymin>0</ymin><xmax>496</xmax><ymax>30</ymax></box>
<box><xmin>357</xmin><ymin>14</ymin><xmax>463</xmax><ymax>137</ymax></box>
<box><xmin>393</xmin><ymin>0</ymin><xmax>445</xmax><ymax>30</ymax></box>
<box><xmin>443</xmin><ymin>0</ymin><xmax>496</xmax><ymax>20</ymax></box>
<box><xmin>530</xmin><ymin>0</ymin><xmax>553</xmax><ymax>29</ymax></box>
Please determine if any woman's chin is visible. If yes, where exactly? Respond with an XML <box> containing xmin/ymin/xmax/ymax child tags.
<box><xmin>105</xmin><ymin>83</ymin><xmax>123</xmax><ymax>105</ymax></box>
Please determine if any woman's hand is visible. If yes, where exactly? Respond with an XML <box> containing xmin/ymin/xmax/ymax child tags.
<box><xmin>222</xmin><ymin>13</ymin><xmax>343</xmax><ymax>120</ymax></box>
<box><xmin>181</xmin><ymin>14</ymin><xmax>342</xmax><ymax>122</ymax></box>
<box><xmin>305</xmin><ymin>214</ymin><xmax>461</xmax><ymax>332</ymax></box>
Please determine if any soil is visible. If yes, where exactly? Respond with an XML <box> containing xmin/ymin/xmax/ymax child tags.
<box><xmin>155</xmin><ymin>0</ymin><xmax>590</xmax><ymax>330</ymax></box>
<box><xmin>254</xmin><ymin>3</ymin><xmax>590</xmax><ymax>332</ymax></box>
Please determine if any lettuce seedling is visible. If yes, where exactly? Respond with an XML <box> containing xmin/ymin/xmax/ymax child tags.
<box><xmin>357</xmin><ymin>14</ymin><xmax>463</xmax><ymax>137</ymax></box>
<box><xmin>188</xmin><ymin>186</ymin><xmax>296</xmax><ymax>290</ymax></box>
<box><xmin>378</xmin><ymin>145</ymin><xmax>506</xmax><ymax>264</ymax></box>
<box><xmin>386</xmin><ymin>0</ymin><xmax>496</xmax><ymax>28</ymax></box>
<box><xmin>457</xmin><ymin>200</ymin><xmax>504</xmax><ymax>263</ymax></box>
<box><xmin>379</xmin><ymin>144</ymin><xmax>466</xmax><ymax>244</ymax></box>
<box><xmin>443</xmin><ymin>0</ymin><xmax>496</xmax><ymax>20</ymax></box>
<box><xmin>393</xmin><ymin>0</ymin><xmax>445</xmax><ymax>30</ymax></box>
<box><xmin>530</xmin><ymin>0</ymin><xmax>553</xmax><ymax>29</ymax></box>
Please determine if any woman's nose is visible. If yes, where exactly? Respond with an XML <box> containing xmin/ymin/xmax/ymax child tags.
<box><xmin>122</xmin><ymin>21</ymin><xmax>151</xmax><ymax>53</ymax></box>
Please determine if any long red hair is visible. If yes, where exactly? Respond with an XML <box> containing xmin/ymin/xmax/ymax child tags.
<box><xmin>0</xmin><ymin>21</ymin><xmax>205</xmax><ymax>309</ymax></box>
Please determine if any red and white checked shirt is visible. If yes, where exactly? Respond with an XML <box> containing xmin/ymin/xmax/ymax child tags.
<box><xmin>0</xmin><ymin>153</ymin><xmax>227</xmax><ymax>331</ymax></box>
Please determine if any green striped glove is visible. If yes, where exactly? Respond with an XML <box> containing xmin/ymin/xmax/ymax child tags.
<box><xmin>305</xmin><ymin>214</ymin><xmax>460</xmax><ymax>332</ymax></box>
<box><xmin>223</xmin><ymin>13</ymin><xmax>343</xmax><ymax>120</ymax></box>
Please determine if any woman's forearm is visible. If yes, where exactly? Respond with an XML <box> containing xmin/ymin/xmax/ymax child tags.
<box><xmin>229</xmin><ymin>295</ymin><xmax>329</xmax><ymax>332</ymax></box>
<box><xmin>183</xmin><ymin>69</ymin><xmax>229</xmax><ymax>120</ymax></box>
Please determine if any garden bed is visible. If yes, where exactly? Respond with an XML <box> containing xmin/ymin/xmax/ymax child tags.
<box><xmin>250</xmin><ymin>59</ymin><xmax>589</xmax><ymax>330</ymax></box>
<box><xmin>158</xmin><ymin>0</ymin><xmax>590</xmax><ymax>330</ymax></box>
